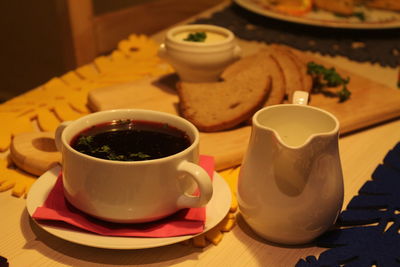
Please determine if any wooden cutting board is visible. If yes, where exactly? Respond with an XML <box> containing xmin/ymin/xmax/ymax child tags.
<box><xmin>87</xmin><ymin>52</ymin><xmax>400</xmax><ymax>171</ymax></box>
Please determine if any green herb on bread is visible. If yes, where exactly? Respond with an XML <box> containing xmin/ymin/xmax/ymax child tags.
<box><xmin>307</xmin><ymin>61</ymin><xmax>351</xmax><ymax>102</ymax></box>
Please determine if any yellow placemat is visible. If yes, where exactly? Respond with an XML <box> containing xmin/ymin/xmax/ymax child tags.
<box><xmin>0</xmin><ymin>34</ymin><xmax>239</xmax><ymax>247</ymax></box>
<box><xmin>0</xmin><ymin>35</ymin><xmax>171</xmax><ymax>196</ymax></box>
<box><xmin>189</xmin><ymin>166</ymin><xmax>239</xmax><ymax>247</ymax></box>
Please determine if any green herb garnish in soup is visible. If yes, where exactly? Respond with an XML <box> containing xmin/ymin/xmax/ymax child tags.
<box><xmin>71</xmin><ymin>120</ymin><xmax>191</xmax><ymax>161</ymax></box>
<box><xmin>184</xmin><ymin>32</ymin><xmax>207</xmax><ymax>42</ymax></box>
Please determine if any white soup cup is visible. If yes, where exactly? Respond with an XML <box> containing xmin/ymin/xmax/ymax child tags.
<box><xmin>55</xmin><ymin>109</ymin><xmax>213</xmax><ymax>223</ymax></box>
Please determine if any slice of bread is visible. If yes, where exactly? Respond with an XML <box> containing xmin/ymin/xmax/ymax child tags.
<box><xmin>177</xmin><ymin>45</ymin><xmax>313</xmax><ymax>132</ymax></box>
<box><xmin>222</xmin><ymin>49</ymin><xmax>286</xmax><ymax>106</ymax></box>
<box><xmin>283</xmin><ymin>47</ymin><xmax>313</xmax><ymax>94</ymax></box>
<box><xmin>265</xmin><ymin>54</ymin><xmax>287</xmax><ymax>106</ymax></box>
<box><xmin>268</xmin><ymin>45</ymin><xmax>304</xmax><ymax>103</ymax></box>
<box><xmin>177</xmin><ymin>57</ymin><xmax>271</xmax><ymax>132</ymax></box>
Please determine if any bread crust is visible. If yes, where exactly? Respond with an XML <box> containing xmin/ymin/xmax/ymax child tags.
<box><xmin>222</xmin><ymin>49</ymin><xmax>286</xmax><ymax>107</ymax></box>
<box><xmin>283</xmin><ymin>46</ymin><xmax>313</xmax><ymax>94</ymax></box>
<box><xmin>268</xmin><ymin>45</ymin><xmax>304</xmax><ymax>102</ymax></box>
<box><xmin>264</xmin><ymin>54</ymin><xmax>286</xmax><ymax>106</ymax></box>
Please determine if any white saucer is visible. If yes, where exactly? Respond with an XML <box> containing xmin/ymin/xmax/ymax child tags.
<box><xmin>26</xmin><ymin>165</ymin><xmax>232</xmax><ymax>249</ymax></box>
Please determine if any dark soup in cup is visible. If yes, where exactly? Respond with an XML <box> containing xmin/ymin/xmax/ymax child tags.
<box><xmin>70</xmin><ymin>119</ymin><xmax>191</xmax><ymax>161</ymax></box>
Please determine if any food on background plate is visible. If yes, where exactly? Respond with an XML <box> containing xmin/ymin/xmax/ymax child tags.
<box><xmin>314</xmin><ymin>0</ymin><xmax>359</xmax><ymax>16</ymax></box>
<box><xmin>314</xmin><ymin>0</ymin><xmax>400</xmax><ymax>16</ymax></box>
<box><xmin>255</xmin><ymin>0</ymin><xmax>313</xmax><ymax>16</ymax></box>
<box><xmin>365</xmin><ymin>0</ymin><xmax>400</xmax><ymax>12</ymax></box>
<box><xmin>254</xmin><ymin>0</ymin><xmax>400</xmax><ymax>17</ymax></box>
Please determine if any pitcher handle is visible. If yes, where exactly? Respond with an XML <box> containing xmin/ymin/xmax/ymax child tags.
<box><xmin>292</xmin><ymin>91</ymin><xmax>309</xmax><ymax>105</ymax></box>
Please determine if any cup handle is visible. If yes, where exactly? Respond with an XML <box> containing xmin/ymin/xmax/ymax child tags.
<box><xmin>292</xmin><ymin>90</ymin><xmax>309</xmax><ymax>105</ymax></box>
<box><xmin>55</xmin><ymin>121</ymin><xmax>72</xmax><ymax>152</ymax></box>
<box><xmin>176</xmin><ymin>161</ymin><xmax>213</xmax><ymax>208</ymax></box>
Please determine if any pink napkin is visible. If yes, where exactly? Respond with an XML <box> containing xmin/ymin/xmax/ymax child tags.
<box><xmin>32</xmin><ymin>155</ymin><xmax>214</xmax><ymax>238</ymax></box>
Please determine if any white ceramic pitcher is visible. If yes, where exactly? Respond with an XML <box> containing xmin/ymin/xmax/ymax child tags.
<box><xmin>237</xmin><ymin>91</ymin><xmax>344</xmax><ymax>245</ymax></box>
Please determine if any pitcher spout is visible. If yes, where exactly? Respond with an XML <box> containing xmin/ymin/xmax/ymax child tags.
<box><xmin>273</xmin><ymin>133</ymin><xmax>340</xmax><ymax>197</ymax></box>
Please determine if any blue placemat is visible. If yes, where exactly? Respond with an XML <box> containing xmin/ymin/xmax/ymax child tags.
<box><xmin>192</xmin><ymin>4</ymin><xmax>400</xmax><ymax>67</ymax></box>
<box><xmin>296</xmin><ymin>142</ymin><xmax>400</xmax><ymax>266</ymax></box>
<box><xmin>0</xmin><ymin>256</ymin><xmax>8</xmax><ymax>267</ymax></box>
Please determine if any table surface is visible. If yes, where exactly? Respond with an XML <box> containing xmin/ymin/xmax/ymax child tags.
<box><xmin>2</xmin><ymin>1</ymin><xmax>400</xmax><ymax>266</ymax></box>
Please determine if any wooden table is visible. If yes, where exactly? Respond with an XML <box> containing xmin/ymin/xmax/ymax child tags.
<box><xmin>1</xmin><ymin>2</ymin><xmax>400</xmax><ymax>266</ymax></box>
<box><xmin>1</xmin><ymin>119</ymin><xmax>399</xmax><ymax>266</ymax></box>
